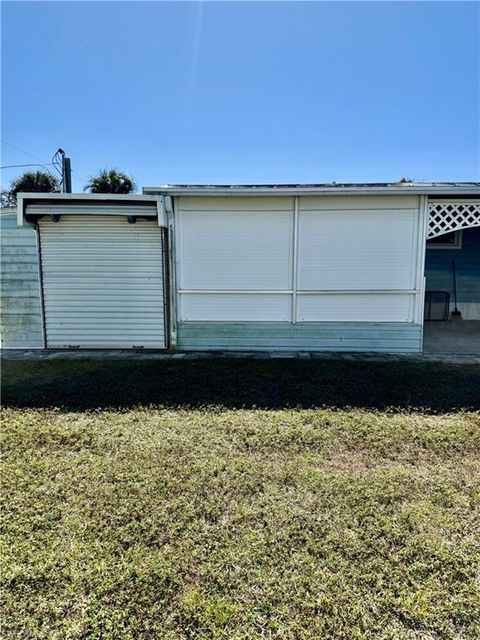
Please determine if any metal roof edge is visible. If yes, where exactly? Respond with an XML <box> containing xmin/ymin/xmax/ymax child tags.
<box><xmin>18</xmin><ymin>192</ymin><xmax>160</xmax><ymax>202</ymax></box>
<box><xmin>16</xmin><ymin>193</ymin><xmax>163</xmax><ymax>228</ymax></box>
<box><xmin>143</xmin><ymin>183</ymin><xmax>480</xmax><ymax>197</ymax></box>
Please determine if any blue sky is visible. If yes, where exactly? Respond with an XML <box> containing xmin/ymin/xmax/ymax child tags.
<box><xmin>2</xmin><ymin>1</ymin><xmax>479</xmax><ymax>192</ymax></box>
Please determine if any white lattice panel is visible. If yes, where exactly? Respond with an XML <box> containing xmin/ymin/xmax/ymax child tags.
<box><xmin>427</xmin><ymin>200</ymin><xmax>480</xmax><ymax>238</ymax></box>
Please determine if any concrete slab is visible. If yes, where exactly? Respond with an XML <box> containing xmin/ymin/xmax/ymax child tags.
<box><xmin>423</xmin><ymin>320</ymin><xmax>480</xmax><ymax>355</ymax></box>
<box><xmin>2</xmin><ymin>348</ymin><xmax>479</xmax><ymax>365</ymax></box>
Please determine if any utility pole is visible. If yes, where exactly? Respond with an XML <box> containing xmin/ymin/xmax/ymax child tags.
<box><xmin>54</xmin><ymin>148</ymin><xmax>72</xmax><ymax>193</ymax></box>
<box><xmin>63</xmin><ymin>156</ymin><xmax>72</xmax><ymax>193</ymax></box>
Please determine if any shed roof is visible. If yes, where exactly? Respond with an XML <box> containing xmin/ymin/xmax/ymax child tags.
<box><xmin>15</xmin><ymin>193</ymin><xmax>163</xmax><ymax>227</ymax></box>
<box><xmin>144</xmin><ymin>182</ymin><xmax>480</xmax><ymax>197</ymax></box>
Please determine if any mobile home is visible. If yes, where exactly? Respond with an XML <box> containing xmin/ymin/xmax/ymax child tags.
<box><xmin>2</xmin><ymin>183</ymin><xmax>479</xmax><ymax>354</ymax></box>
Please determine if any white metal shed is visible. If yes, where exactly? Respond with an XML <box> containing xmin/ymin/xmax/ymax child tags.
<box><xmin>15</xmin><ymin>194</ymin><xmax>168</xmax><ymax>349</ymax></box>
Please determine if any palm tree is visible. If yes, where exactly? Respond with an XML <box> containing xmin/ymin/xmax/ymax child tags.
<box><xmin>1</xmin><ymin>189</ymin><xmax>16</xmax><ymax>208</ymax></box>
<box><xmin>84</xmin><ymin>169</ymin><xmax>136</xmax><ymax>194</ymax></box>
<box><xmin>8</xmin><ymin>171</ymin><xmax>60</xmax><ymax>203</ymax></box>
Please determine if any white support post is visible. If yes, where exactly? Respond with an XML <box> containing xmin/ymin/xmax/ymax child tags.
<box><xmin>292</xmin><ymin>196</ymin><xmax>299</xmax><ymax>324</ymax></box>
<box><xmin>156</xmin><ymin>196</ymin><xmax>167</xmax><ymax>226</ymax></box>
<box><xmin>16</xmin><ymin>195</ymin><xmax>24</xmax><ymax>227</ymax></box>
<box><xmin>166</xmin><ymin>197</ymin><xmax>177</xmax><ymax>350</ymax></box>
<box><xmin>416</xmin><ymin>195</ymin><xmax>429</xmax><ymax>334</ymax></box>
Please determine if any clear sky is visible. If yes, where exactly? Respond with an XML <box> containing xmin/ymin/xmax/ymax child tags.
<box><xmin>1</xmin><ymin>1</ymin><xmax>479</xmax><ymax>192</ymax></box>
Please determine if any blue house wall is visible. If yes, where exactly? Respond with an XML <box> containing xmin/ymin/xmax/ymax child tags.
<box><xmin>0</xmin><ymin>213</ymin><xmax>44</xmax><ymax>348</ymax></box>
<box><xmin>425</xmin><ymin>227</ymin><xmax>480</xmax><ymax>319</ymax></box>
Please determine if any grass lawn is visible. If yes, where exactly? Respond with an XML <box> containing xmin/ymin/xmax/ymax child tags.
<box><xmin>1</xmin><ymin>358</ymin><xmax>480</xmax><ymax>639</ymax></box>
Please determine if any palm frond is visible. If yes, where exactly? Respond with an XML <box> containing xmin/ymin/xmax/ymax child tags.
<box><xmin>84</xmin><ymin>169</ymin><xmax>136</xmax><ymax>194</ymax></box>
<box><xmin>8</xmin><ymin>172</ymin><xmax>60</xmax><ymax>203</ymax></box>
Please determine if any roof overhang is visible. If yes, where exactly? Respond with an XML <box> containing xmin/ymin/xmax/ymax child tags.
<box><xmin>143</xmin><ymin>183</ymin><xmax>480</xmax><ymax>197</ymax></box>
<box><xmin>16</xmin><ymin>193</ymin><xmax>165</xmax><ymax>227</ymax></box>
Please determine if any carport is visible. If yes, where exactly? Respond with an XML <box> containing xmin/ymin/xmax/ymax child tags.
<box><xmin>424</xmin><ymin>199</ymin><xmax>480</xmax><ymax>355</ymax></box>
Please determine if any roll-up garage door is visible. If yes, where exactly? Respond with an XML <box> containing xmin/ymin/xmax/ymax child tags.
<box><xmin>38</xmin><ymin>215</ymin><xmax>167</xmax><ymax>348</ymax></box>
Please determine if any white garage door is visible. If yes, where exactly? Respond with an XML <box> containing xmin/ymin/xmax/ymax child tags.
<box><xmin>38</xmin><ymin>215</ymin><xmax>166</xmax><ymax>348</ymax></box>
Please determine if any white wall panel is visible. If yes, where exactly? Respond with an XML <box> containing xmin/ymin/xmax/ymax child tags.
<box><xmin>175</xmin><ymin>195</ymin><xmax>423</xmax><ymax>327</ymax></box>
<box><xmin>178</xmin><ymin>209</ymin><xmax>293</xmax><ymax>290</ymax></box>
<box><xmin>299</xmin><ymin>195</ymin><xmax>420</xmax><ymax>210</ymax></box>
<box><xmin>297</xmin><ymin>293</ymin><xmax>414</xmax><ymax>322</ymax></box>
<box><xmin>180</xmin><ymin>294</ymin><xmax>291</xmax><ymax>321</ymax></box>
<box><xmin>178</xmin><ymin>196</ymin><xmax>294</xmax><ymax>211</ymax></box>
<box><xmin>298</xmin><ymin>209</ymin><xmax>417</xmax><ymax>290</ymax></box>
<box><xmin>39</xmin><ymin>216</ymin><xmax>166</xmax><ymax>348</ymax></box>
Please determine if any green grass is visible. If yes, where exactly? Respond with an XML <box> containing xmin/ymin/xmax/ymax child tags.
<box><xmin>1</xmin><ymin>359</ymin><xmax>480</xmax><ymax>639</ymax></box>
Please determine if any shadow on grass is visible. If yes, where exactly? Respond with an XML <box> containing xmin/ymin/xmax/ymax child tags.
<box><xmin>2</xmin><ymin>357</ymin><xmax>479</xmax><ymax>413</ymax></box>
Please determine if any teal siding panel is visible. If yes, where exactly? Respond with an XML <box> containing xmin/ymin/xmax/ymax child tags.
<box><xmin>1</xmin><ymin>261</ymin><xmax>40</xmax><ymax>275</ymax></box>
<box><xmin>177</xmin><ymin>322</ymin><xmax>422</xmax><ymax>353</ymax></box>
<box><xmin>1</xmin><ymin>280</ymin><xmax>42</xmax><ymax>295</ymax></box>
<box><xmin>0</xmin><ymin>213</ymin><xmax>19</xmax><ymax>229</ymax></box>
<box><xmin>0</xmin><ymin>215</ymin><xmax>43</xmax><ymax>349</ymax></box>
<box><xmin>425</xmin><ymin>227</ymin><xmax>480</xmax><ymax>317</ymax></box>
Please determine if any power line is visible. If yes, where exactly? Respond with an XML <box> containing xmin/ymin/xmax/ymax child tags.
<box><xmin>1</xmin><ymin>140</ymin><xmax>58</xmax><ymax>179</ymax></box>
<box><xmin>51</xmin><ymin>149</ymin><xmax>64</xmax><ymax>178</ymax></box>
<box><xmin>1</xmin><ymin>163</ymin><xmax>55</xmax><ymax>170</ymax></box>
<box><xmin>1</xmin><ymin>143</ymin><xmax>77</xmax><ymax>190</ymax></box>
<box><xmin>1</xmin><ymin>139</ymin><xmax>49</xmax><ymax>165</ymax></box>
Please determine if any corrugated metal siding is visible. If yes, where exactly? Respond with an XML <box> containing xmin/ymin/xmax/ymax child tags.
<box><xmin>0</xmin><ymin>214</ymin><xmax>43</xmax><ymax>349</ymax></box>
<box><xmin>177</xmin><ymin>322</ymin><xmax>423</xmax><ymax>352</ymax></box>
<box><xmin>425</xmin><ymin>227</ymin><xmax>480</xmax><ymax>319</ymax></box>
<box><xmin>39</xmin><ymin>216</ymin><xmax>166</xmax><ymax>348</ymax></box>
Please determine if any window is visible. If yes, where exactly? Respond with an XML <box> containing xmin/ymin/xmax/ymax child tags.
<box><xmin>426</xmin><ymin>230</ymin><xmax>462</xmax><ymax>249</ymax></box>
